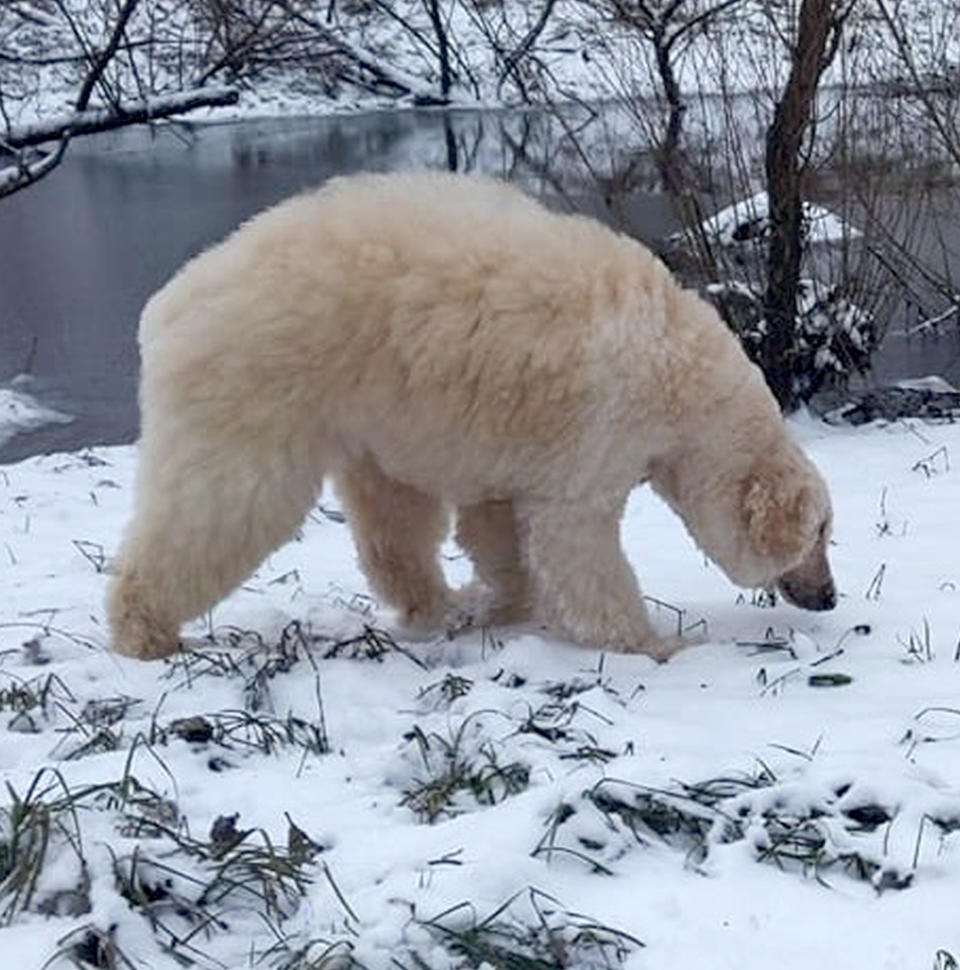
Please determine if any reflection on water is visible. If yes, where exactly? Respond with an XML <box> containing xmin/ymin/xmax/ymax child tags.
<box><xmin>0</xmin><ymin>104</ymin><xmax>958</xmax><ymax>462</ymax></box>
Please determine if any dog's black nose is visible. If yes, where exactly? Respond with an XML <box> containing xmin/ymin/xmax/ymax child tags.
<box><xmin>814</xmin><ymin>584</ymin><xmax>837</xmax><ymax>611</ymax></box>
<box><xmin>778</xmin><ymin>578</ymin><xmax>837</xmax><ymax>612</ymax></box>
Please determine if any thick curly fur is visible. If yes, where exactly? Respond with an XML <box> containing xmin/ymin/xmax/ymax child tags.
<box><xmin>107</xmin><ymin>171</ymin><xmax>835</xmax><ymax>661</ymax></box>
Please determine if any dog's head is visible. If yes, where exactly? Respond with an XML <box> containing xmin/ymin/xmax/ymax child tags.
<box><xmin>650</xmin><ymin>432</ymin><xmax>837</xmax><ymax>612</ymax></box>
<box><xmin>737</xmin><ymin>445</ymin><xmax>836</xmax><ymax>611</ymax></box>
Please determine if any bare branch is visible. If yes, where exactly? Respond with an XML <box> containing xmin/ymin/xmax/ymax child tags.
<box><xmin>874</xmin><ymin>0</ymin><xmax>960</xmax><ymax>169</ymax></box>
<box><xmin>667</xmin><ymin>0</ymin><xmax>746</xmax><ymax>51</ymax></box>
<box><xmin>0</xmin><ymin>87</ymin><xmax>238</xmax><ymax>200</ymax></box>
<box><xmin>3</xmin><ymin>86</ymin><xmax>239</xmax><ymax>150</ymax></box>
<box><xmin>498</xmin><ymin>0</ymin><xmax>559</xmax><ymax>92</ymax></box>
<box><xmin>285</xmin><ymin>5</ymin><xmax>443</xmax><ymax>101</ymax></box>
<box><xmin>0</xmin><ymin>138</ymin><xmax>69</xmax><ymax>199</ymax></box>
<box><xmin>74</xmin><ymin>0</ymin><xmax>142</xmax><ymax>111</ymax></box>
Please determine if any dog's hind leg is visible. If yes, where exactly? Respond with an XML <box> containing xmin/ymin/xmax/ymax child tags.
<box><xmin>107</xmin><ymin>428</ymin><xmax>322</xmax><ymax>660</ymax></box>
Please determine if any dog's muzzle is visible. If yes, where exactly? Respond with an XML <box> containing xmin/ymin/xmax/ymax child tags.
<box><xmin>777</xmin><ymin>576</ymin><xmax>837</xmax><ymax>612</ymax></box>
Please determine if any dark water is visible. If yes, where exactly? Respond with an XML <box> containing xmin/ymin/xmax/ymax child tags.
<box><xmin>0</xmin><ymin>105</ymin><xmax>957</xmax><ymax>463</ymax></box>
<box><xmin>0</xmin><ymin>107</ymin><xmax>681</xmax><ymax>463</ymax></box>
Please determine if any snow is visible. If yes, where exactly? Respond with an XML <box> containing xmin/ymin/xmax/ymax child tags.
<box><xmin>3</xmin><ymin>414</ymin><xmax>960</xmax><ymax>968</ymax></box>
<box><xmin>0</xmin><ymin>0</ymin><xmax>628</xmax><ymax>129</ymax></box>
<box><xmin>697</xmin><ymin>191</ymin><xmax>862</xmax><ymax>248</ymax></box>
<box><xmin>897</xmin><ymin>376</ymin><xmax>959</xmax><ymax>394</ymax></box>
<box><xmin>0</xmin><ymin>383</ymin><xmax>73</xmax><ymax>448</ymax></box>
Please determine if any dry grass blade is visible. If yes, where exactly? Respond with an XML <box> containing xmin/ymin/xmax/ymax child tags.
<box><xmin>0</xmin><ymin>767</ymin><xmax>88</xmax><ymax>924</ymax></box>
<box><xmin>934</xmin><ymin>950</ymin><xmax>959</xmax><ymax>970</ymax></box>
<box><xmin>159</xmin><ymin>708</ymin><xmax>328</xmax><ymax>758</ymax></box>
<box><xmin>416</xmin><ymin>887</ymin><xmax>642</xmax><ymax>969</ymax></box>
<box><xmin>0</xmin><ymin>671</ymin><xmax>76</xmax><ymax>720</ymax></box>
<box><xmin>417</xmin><ymin>673</ymin><xmax>474</xmax><ymax>709</ymax></box>
<box><xmin>399</xmin><ymin>713</ymin><xmax>529</xmax><ymax>823</ymax></box>
<box><xmin>320</xmin><ymin>624</ymin><xmax>427</xmax><ymax>669</ymax></box>
<box><xmin>42</xmin><ymin>923</ymin><xmax>138</xmax><ymax>970</ymax></box>
<box><xmin>263</xmin><ymin>936</ymin><xmax>367</xmax><ymax>969</ymax></box>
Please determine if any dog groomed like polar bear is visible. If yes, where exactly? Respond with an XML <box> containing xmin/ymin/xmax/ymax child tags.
<box><xmin>107</xmin><ymin>171</ymin><xmax>836</xmax><ymax>661</ymax></box>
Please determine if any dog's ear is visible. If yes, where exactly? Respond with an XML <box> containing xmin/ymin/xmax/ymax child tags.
<box><xmin>742</xmin><ymin>454</ymin><xmax>820</xmax><ymax>567</ymax></box>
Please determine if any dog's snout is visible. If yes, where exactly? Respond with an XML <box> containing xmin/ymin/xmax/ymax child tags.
<box><xmin>777</xmin><ymin>577</ymin><xmax>837</xmax><ymax>612</ymax></box>
<box><xmin>802</xmin><ymin>582</ymin><xmax>837</xmax><ymax>611</ymax></box>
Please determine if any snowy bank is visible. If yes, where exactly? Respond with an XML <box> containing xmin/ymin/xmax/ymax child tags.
<box><xmin>0</xmin><ymin>384</ymin><xmax>73</xmax><ymax>449</ymax></box>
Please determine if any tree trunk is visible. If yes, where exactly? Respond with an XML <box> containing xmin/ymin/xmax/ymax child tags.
<box><xmin>762</xmin><ymin>0</ymin><xmax>838</xmax><ymax>411</ymax></box>
<box><xmin>424</xmin><ymin>0</ymin><xmax>452</xmax><ymax>99</ymax></box>
<box><xmin>653</xmin><ymin>25</ymin><xmax>685</xmax><ymax>167</ymax></box>
<box><xmin>650</xmin><ymin>26</ymin><xmax>716</xmax><ymax>281</ymax></box>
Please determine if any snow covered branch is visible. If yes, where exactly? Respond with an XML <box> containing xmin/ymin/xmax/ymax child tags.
<box><xmin>0</xmin><ymin>138</ymin><xmax>68</xmax><ymax>199</ymax></box>
<box><xmin>283</xmin><ymin>6</ymin><xmax>452</xmax><ymax>104</ymax></box>
<box><xmin>3</xmin><ymin>86</ymin><xmax>239</xmax><ymax>150</ymax></box>
<box><xmin>70</xmin><ymin>0</ymin><xmax>141</xmax><ymax>113</ymax></box>
<box><xmin>0</xmin><ymin>86</ymin><xmax>238</xmax><ymax>199</ymax></box>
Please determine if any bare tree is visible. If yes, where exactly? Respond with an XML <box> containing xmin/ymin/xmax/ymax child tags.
<box><xmin>423</xmin><ymin>0</ymin><xmax>454</xmax><ymax>99</ymax></box>
<box><xmin>873</xmin><ymin>0</ymin><xmax>960</xmax><ymax>170</ymax></box>
<box><xmin>0</xmin><ymin>0</ymin><xmax>239</xmax><ymax>199</ymax></box>
<box><xmin>761</xmin><ymin>0</ymin><xmax>857</xmax><ymax>410</ymax></box>
<box><xmin>605</xmin><ymin>0</ymin><xmax>743</xmax><ymax>178</ymax></box>
<box><xmin>1</xmin><ymin>0</ymin><xmax>464</xmax><ymax>199</ymax></box>
<box><xmin>459</xmin><ymin>0</ymin><xmax>559</xmax><ymax>102</ymax></box>
<box><xmin>586</xmin><ymin>0</ymin><xmax>747</xmax><ymax>273</ymax></box>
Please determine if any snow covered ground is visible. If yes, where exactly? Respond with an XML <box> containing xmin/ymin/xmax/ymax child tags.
<box><xmin>2</xmin><ymin>413</ymin><xmax>960</xmax><ymax>969</ymax></box>
<box><xmin>0</xmin><ymin>384</ymin><xmax>73</xmax><ymax>449</ymax></box>
<box><xmin>696</xmin><ymin>192</ymin><xmax>862</xmax><ymax>248</ymax></box>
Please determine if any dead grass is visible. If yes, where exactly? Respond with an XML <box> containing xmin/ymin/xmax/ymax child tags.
<box><xmin>399</xmin><ymin>712</ymin><xmax>530</xmax><ymax>823</ymax></box>
<box><xmin>535</xmin><ymin>765</ymin><xmax>941</xmax><ymax>892</ymax></box>
<box><xmin>410</xmin><ymin>887</ymin><xmax>642</xmax><ymax>969</ymax></box>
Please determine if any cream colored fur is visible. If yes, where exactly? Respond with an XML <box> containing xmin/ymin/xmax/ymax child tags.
<box><xmin>106</xmin><ymin>171</ymin><xmax>835</xmax><ymax>661</ymax></box>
